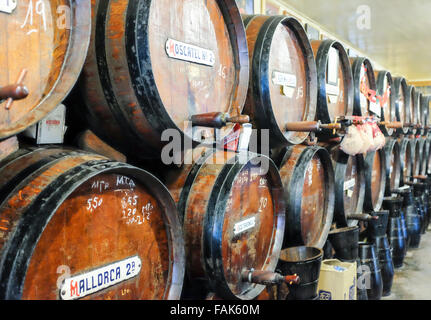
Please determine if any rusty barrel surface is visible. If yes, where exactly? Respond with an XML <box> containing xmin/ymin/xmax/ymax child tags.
<box><xmin>364</xmin><ymin>149</ymin><xmax>387</xmax><ymax>212</ymax></box>
<box><xmin>393</xmin><ymin>77</ymin><xmax>410</xmax><ymax>135</ymax></box>
<box><xmin>274</xmin><ymin>145</ymin><xmax>335</xmax><ymax>249</ymax></box>
<box><xmin>0</xmin><ymin>147</ymin><xmax>184</xmax><ymax>300</ymax></box>
<box><xmin>165</xmin><ymin>148</ymin><xmax>285</xmax><ymax>300</ymax></box>
<box><xmin>80</xmin><ymin>0</ymin><xmax>249</xmax><ymax>159</ymax></box>
<box><xmin>351</xmin><ymin>57</ymin><xmax>377</xmax><ymax>117</ymax></box>
<box><xmin>0</xmin><ymin>0</ymin><xmax>91</xmax><ymax>139</ymax></box>
<box><xmin>384</xmin><ymin>138</ymin><xmax>401</xmax><ymax>196</ymax></box>
<box><xmin>325</xmin><ymin>145</ymin><xmax>366</xmax><ymax>227</ymax></box>
<box><xmin>375</xmin><ymin>71</ymin><xmax>396</xmax><ymax>137</ymax></box>
<box><xmin>311</xmin><ymin>40</ymin><xmax>354</xmax><ymax>139</ymax></box>
<box><xmin>399</xmin><ymin>138</ymin><xmax>414</xmax><ymax>185</ymax></box>
<box><xmin>241</xmin><ymin>14</ymin><xmax>317</xmax><ymax>147</ymax></box>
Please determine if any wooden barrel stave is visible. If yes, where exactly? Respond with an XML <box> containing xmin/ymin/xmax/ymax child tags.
<box><xmin>375</xmin><ymin>71</ymin><xmax>396</xmax><ymax>136</ymax></box>
<box><xmin>165</xmin><ymin>148</ymin><xmax>285</xmax><ymax>300</ymax></box>
<box><xmin>411</xmin><ymin>138</ymin><xmax>422</xmax><ymax>180</ymax></box>
<box><xmin>384</xmin><ymin>138</ymin><xmax>401</xmax><ymax>196</ymax></box>
<box><xmin>406</xmin><ymin>85</ymin><xmax>417</xmax><ymax>135</ymax></box>
<box><xmin>80</xmin><ymin>0</ymin><xmax>249</xmax><ymax>159</ymax></box>
<box><xmin>399</xmin><ymin>138</ymin><xmax>413</xmax><ymax>186</ymax></box>
<box><xmin>421</xmin><ymin>95</ymin><xmax>430</xmax><ymax>133</ymax></box>
<box><xmin>242</xmin><ymin>14</ymin><xmax>317</xmax><ymax>148</ymax></box>
<box><xmin>414</xmin><ymin>91</ymin><xmax>424</xmax><ymax>135</ymax></box>
<box><xmin>326</xmin><ymin>146</ymin><xmax>366</xmax><ymax>227</ymax></box>
<box><xmin>393</xmin><ymin>77</ymin><xmax>410</xmax><ymax>135</ymax></box>
<box><xmin>0</xmin><ymin>0</ymin><xmax>91</xmax><ymax>139</ymax></box>
<box><xmin>351</xmin><ymin>57</ymin><xmax>377</xmax><ymax>117</ymax></box>
<box><xmin>0</xmin><ymin>148</ymin><xmax>184</xmax><ymax>300</ymax></box>
<box><xmin>364</xmin><ymin>149</ymin><xmax>387</xmax><ymax>212</ymax></box>
<box><xmin>311</xmin><ymin>40</ymin><xmax>354</xmax><ymax>139</ymax></box>
<box><xmin>274</xmin><ymin>145</ymin><xmax>335</xmax><ymax>249</ymax></box>
<box><xmin>420</xmin><ymin>138</ymin><xmax>429</xmax><ymax>176</ymax></box>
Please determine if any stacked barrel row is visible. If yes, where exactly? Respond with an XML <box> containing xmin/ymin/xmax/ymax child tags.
<box><xmin>0</xmin><ymin>0</ymin><xmax>431</xmax><ymax>300</ymax></box>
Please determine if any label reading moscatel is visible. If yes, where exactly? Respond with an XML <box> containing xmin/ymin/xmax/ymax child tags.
<box><xmin>165</xmin><ymin>38</ymin><xmax>215</xmax><ymax>67</ymax></box>
<box><xmin>60</xmin><ymin>256</ymin><xmax>142</xmax><ymax>300</ymax></box>
<box><xmin>234</xmin><ymin>217</ymin><xmax>256</xmax><ymax>235</ymax></box>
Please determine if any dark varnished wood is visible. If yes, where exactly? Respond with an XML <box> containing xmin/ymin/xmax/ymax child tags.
<box><xmin>325</xmin><ymin>144</ymin><xmax>365</xmax><ymax>227</ymax></box>
<box><xmin>364</xmin><ymin>149</ymin><xmax>386</xmax><ymax>212</ymax></box>
<box><xmin>165</xmin><ymin>148</ymin><xmax>285</xmax><ymax>300</ymax></box>
<box><xmin>351</xmin><ymin>58</ymin><xmax>376</xmax><ymax>117</ymax></box>
<box><xmin>375</xmin><ymin>71</ymin><xmax>396</xmax><ymax>136</ymax></box>
<box><xmin>399</xmin><ymin>138</ymin><xmax>413</xmax><ymax>185</ymax></box>
<box><xmin>384</xmin><ymin>138</ymin><xmax>401</xmax><ymax>196</ymax></box>
<box><xmin>0</xmin><ymin>0</ymin><xmax>91</xmax><ymax>139</ymax></box>
<box><xmin>406</xmin><ymin>86</ymin><xmax>417</xmax><ymax>135</ymax></box>
<box><xmin>274</xmin><ymin>145</ymin><xmax>334</xmax><ymax>249</ymax></box>
<box><xmin>0</xmin><ymin>148</ymin><xmax>184</xmax><ymax>300</ymax></box>
<box><xmin>393</xmin><ymin>77</ymin><xmax>409</xmax><ymax>135</ymax></box>
<box><xmin>311</xmin><ymin>40</ymin><xmax>354</xmax><ymax>136</ymax></box>
<box><xmin>80</xmin><ymin>0</ymin><xmax>249</xmax><ymax>160</ymax></box>
<box><xmin>242</xmin><ymin>15</ymin><xmax>317</xmax><ymax>148</ymax></box>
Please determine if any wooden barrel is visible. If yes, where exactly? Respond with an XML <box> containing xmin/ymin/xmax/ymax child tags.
<box><xmin>384</xmin><ymin>138</ymin><xmax>401</xmax><ymax>196</ymax></box>
<box><xmin>393</xmin><ymin>77</ymin><xmax>410</xmax><ymax>135</ymax></box>
<box><xmin>399</xmin><ymin>138</ymin><xmax>414</xmax><ymax>185</ymax></box>
<box><xmin>326</xmin><ymin>146</ymin><xmax>366</xmax><ymax>228</ymax></box>
<box><xmin>80</xmin><ymin>0</ymin><xmax>249</xmax><ymax>159</ymax></box>
<box><xmin>375</xmin><ymin>71</ymin><xmax>396</xmax><ymax>136</ymax></box>
<box><xmin>421</xmin><ymin>95</ymin><xmax>430</xmax><ymax>134</ymax></box>
<box><xmin>0</xmin><ymin>147</ymin><xmax>184</xmax><ymax>300</ymax></box>
<box><xmin>165</xmin><ymin>148</ymin><xmax>285</xmax><ymax>300</ymax></box>
<box><xmin>363</xmin><ymin>149</ymin><xmax>387</xmax><ymax>212</ymax></box>
<box><xmin>0</xmin><ymin>0</ymin><xmax>91</xmax><ymax>140</ymax></box>
<box><xmin>274</xmin><ymin>145</ymin><xmax>335</xmax><ymax>249</ymax></box>
<box><xmin>427</xmin><ymin>137</ymin><xmax>431</xmax><ymax>175</ymax></box>
<box><xmin>420</xmin><ymin>138</ymin><xmax>429</xmax><ymax>176</ymax></box>
<box><xmin>351</xmin><ymin>57</ymin><xmax>377</xmax><ymax>117</ymax></box>
<box><xmin>311</xmin><ymin>40</ymin><xmax>354</xmax><ymax>139</ymax></box>
<box><xmin>414</xmin><ymin>91</ymin><xmax>424</xmax><ymax>136</ymax></box>
<box><xmin>411</xmin><ymin>138</ymin><xmax>422</xmax><ymax>179</ymax></box>
<box><xmin>241</xmin><ymin>15</ymin><xmax>317</xmax><ymax>147</ymax></box>
<box><xmin>406</xmin><ymin>85</ymin><xmax>417</xmax><ymax>135</ymax></box>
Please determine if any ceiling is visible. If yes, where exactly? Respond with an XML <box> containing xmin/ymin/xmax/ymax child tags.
<box><xmin>280</xmin><ymin>0</ymin><xmax>431</xmax><ymax>81</ymax></box>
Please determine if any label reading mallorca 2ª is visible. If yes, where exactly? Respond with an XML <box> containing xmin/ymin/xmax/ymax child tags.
<box><xmin>60</xmin><ymin>256</ymin><xmax>142</xmax><ymax>300</ymax></box>
<box><xmin>165</xmin><ymin>38</ymin><xmax>215</xmax><ymax>67</ymax></box>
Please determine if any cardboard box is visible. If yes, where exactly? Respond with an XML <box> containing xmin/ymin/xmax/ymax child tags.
<box><xmin>317</xmin><ymin>259</ymin><xmax>357</xmax><ymax>300</ymax></box>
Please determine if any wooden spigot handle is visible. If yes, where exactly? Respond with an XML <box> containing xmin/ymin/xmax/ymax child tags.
<box><xmin>242</xmin><ymin>270</ymin><xmax>300</xmax><ymax>286</ymax></box>
<box><xmin>191</xmin><ymin>112</ymin><xmax>249</xmax><ymax>129</ymax></box>
<box><xmin>413</xmin><ymin>175</ymin><xmax>428</xmax><ymax>180</ymax></box>
<box><xmin>285</xmin><ymin>121</ymin><xmax>320</xmax><ymax>132</ymax></box>
<box><xmin>320</xmin><ymin>123</ymin><xmax>343</xmax><ymax>130</ymax></box>
<box><xmin>380</xmin><ymin>121</ymin><xmax>403</xmax><ymax>129</ymax></box>
<box><xmin>347</xmin><ymin>214</ymin><xmax>379</xmax><ymax>221</ymax></box>
<box><xmin>4</xmin><ymin>69</ymin><xmax>28</xmax><ymax>110</ymax></box>
<box><xmin>0</xmin><ymin>84</ymin><xmax>28</xmax><ymax>101</ymax></box>
<box><xmin>285</xmin><ymin>121</ymin><xmax>342</xmax><ymax>133</ymax></box>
